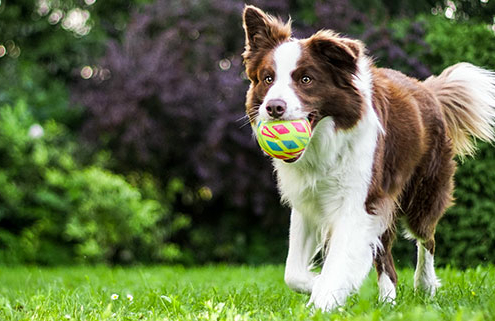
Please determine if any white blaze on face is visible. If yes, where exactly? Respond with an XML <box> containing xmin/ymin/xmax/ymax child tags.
<box><xmin>259</xmin><ymin>41</ymin><xmax>305</xmax><ymax>121</ymax></box>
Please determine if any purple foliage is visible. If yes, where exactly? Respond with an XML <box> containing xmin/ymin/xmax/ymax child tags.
<box><xmin>72</xmin><ymin>0</ymin><xmax>431</xmax><ymax>261</ymax></box>
<box><xmin>74</xmin><ymin>0</ymin><xmax>279</xmax><ymax>220</ymax></box>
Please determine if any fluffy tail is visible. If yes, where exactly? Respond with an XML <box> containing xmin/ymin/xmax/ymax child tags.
<box><xmin>424</xmin><ymin>62</ymin><xmax>495</xmax><ymax>156</ymax></box>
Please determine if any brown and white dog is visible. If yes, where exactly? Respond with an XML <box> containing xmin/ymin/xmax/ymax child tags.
<box><xmin>242</xmin><ymin>5</ymin><xmax>495</xmax><ymax>311</ymax></box>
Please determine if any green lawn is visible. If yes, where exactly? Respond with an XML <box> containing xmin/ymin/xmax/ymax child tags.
<box><xmin>0</xmin><ymin>265</ymin><xmax>494</xmax><ymax>320</ymax></box>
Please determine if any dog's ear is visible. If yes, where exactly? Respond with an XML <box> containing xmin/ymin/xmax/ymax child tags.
<box><xmin>307</xmin><ymin>30</ymin><xmax>364</xmax><ymax>73</ymax></box>
<box><xmin>242</xmin><ymin>5</ymin><xmax>291</xmax><ymax>57</ymax></box>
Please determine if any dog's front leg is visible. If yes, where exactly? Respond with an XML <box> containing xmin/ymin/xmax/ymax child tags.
<box><xmin>284</xmin><ymin>209</ymin><xmax>317</xmax><ymax>293</ymax></box>
<box><xmin>309</xmin><ymin>209</ymin><xmax>380</xmax><ymax>311</ymax></box>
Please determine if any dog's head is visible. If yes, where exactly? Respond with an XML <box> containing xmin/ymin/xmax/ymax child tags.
<box><xmin>242</xmin><ymin>5</ymin><xmax>367</xmax><ymax>132</ymax></box>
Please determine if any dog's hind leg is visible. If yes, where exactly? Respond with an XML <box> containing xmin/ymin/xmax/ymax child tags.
<box><xmin>402</xmin><ymin>140</ymin><xmax>456</xmax><ymax>296</ymax></box>
<box><xmin>374</xmin><ymin>228</ymin><xmax>397</xmax><ymax>302</ymax></box>
<box><xmin>284</xmin><ymin>209</ymin><xmax>317</xmax><ymax>293</ymax></box>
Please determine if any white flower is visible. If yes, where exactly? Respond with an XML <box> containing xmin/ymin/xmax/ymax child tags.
<box><xmin>127</xmin><ymin>294</ymin><xmax>133</xmax><ymax>301</ymax></box>
<box><xmin>28</xmin><ymin>124</ymin><xmax>44</xmax><ymax>139</ymax></box>
<box><xmin>64</xmin><ymin>314</ymin><xmax>71</xmax><ymax>319</ymax></box>
<box><xmin>160</xmin><ymin>295</ymin><xmax>172</xmax><ymax>303</ymax></box>
<box><xmin>111</xmin><ymin>293</ymin><xmax>119</xmax><ymax>300</ymax></box>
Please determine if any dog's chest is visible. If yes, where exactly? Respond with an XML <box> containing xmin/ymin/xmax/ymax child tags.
<box><xmin>274</xmin><ymin>119</ymin><xmax>379</xmax><ymax>224</ymax></box>
<box><xmin>276</xmin><ymin>154</ymin><xmax>369</xmax><ymax>226</ymax></box>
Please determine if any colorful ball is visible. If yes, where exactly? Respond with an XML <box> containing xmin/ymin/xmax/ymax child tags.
<box><xmin>256</xmin><ymin>118</ymin><xmax>312</xmax><ymax>161</ymax></box>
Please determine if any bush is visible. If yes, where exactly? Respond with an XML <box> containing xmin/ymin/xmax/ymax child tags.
<box><xmin>0</xmin><ymin>101</ymin><xmax>188</xmax><ymax>265</ymax></box>
<box><xmin>435</xmin><ymin>143</ymin><xmax>495</xmax><ymax>267</ymax></box>
<box><xmin>0</xmin><ymin>0</ymin><xmax>151</xmax><ymax>125</ymax></box>
<box><xmin>423</xmin><ymin>16</ymin><xmax>495</xmax><ymax>74</ymax></box>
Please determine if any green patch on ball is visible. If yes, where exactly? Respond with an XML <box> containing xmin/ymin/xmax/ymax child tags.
<box><xmin>256</xmin><ymin>118</ymin><xmax>312</xmax><ymax>161</ymax></box>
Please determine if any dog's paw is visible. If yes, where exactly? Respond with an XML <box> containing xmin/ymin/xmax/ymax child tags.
<box><xmin>284</xmin><ymin>271</ymin><xmax>317</xmax><ymax>294</ymax></box>
<box><xmin>378</xmin><ymin>273</ymin><xmax>397</xmax><ymax>303</ymax></box>
<box><xmin>308</xmin><ymin>275</ymin><xmax>347</xmax><ymax>312</ymax></box>
<box><xmin>415</xmin><ymin>277</ymin><xmax>441</xmax><ymax>297</ymax></box>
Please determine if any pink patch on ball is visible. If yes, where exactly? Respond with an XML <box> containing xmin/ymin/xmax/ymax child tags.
<box><xmin>291</xmin><ymin>121</ymin><xmax>307</xmax><ymax>133</ymax></box>
<box><xmin>272</xmin><ymin>124</ymin><xmax>290</xmax><ymax>135</ymax></box>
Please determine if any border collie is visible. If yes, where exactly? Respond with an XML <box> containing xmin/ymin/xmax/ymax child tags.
<box><xmin>241</xmin><ymin>5</ymin><xmax>495</xmax><ymax>311</ymax></box>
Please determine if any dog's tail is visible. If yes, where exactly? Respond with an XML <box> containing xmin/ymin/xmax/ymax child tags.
<box><xmin>424</xmin><ymin>62</ymin><xmax>495</xmax><ymax>156</ymax></box>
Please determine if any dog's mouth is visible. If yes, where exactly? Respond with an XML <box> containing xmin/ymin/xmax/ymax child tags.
<box><xmin>307</xmin><ymin>111</ymin><xmax>320</xmax><ymax>130</ymax></box>
<box><xmin>283</xmin><ymin>157</ymin><xmax>298</xmax><ymax>163</ymax></box>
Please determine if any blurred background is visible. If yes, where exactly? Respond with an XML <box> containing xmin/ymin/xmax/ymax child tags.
<box><xmin>0</xmin><ymin>0</ymin><xmax>494</xmax><ymax>268</ymax></box>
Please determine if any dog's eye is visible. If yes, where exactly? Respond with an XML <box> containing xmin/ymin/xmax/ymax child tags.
<box><xmin>301</xmin><ymin>76</ymin><xmax>312</xmax><ymax>84</ymax></box>
<box><xmin>264</xmin><ymin>75</ymin><xmax>274</xmax><ymax>85</ymax></box>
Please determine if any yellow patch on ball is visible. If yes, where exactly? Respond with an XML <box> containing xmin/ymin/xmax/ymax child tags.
<box><xmin>256</xmin><ymin>119</ymin><xmax>312</xmax><ymax>161</ymax></box>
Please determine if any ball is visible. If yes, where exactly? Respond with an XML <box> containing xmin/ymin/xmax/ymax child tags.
<box><xmin>256</xmin><ymin>118</ymin><xmax>312</xmax><ymax>161</ymax></box>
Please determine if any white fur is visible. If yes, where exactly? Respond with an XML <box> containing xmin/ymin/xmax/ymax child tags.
<box><xmin>276</xmin><ymin>56</ymin><xmax>386</xmax><ymax>311</ymax></box>
<box><xmin>258</xmin><ymin>41</ymin><xmax>306</xmax><ymax>121</ymax></box>
<box><xmin>445</xmin><ymin>63</ymin><xmax>495</xmax><ymax>132</ymax></box>
<box><xmin>414</xmin><ymin>243</ymin><xmax>441</xmax><ymax>296</ymax></box>
<box><xmin>378</xmin><ymin>273</ymin><xmax>396</xmax><ymax>303</ymax></box>
<box><xmin>284</xmin><ymin>209</ymin><xmax>317</xmax><ymax>293</ymax></box>
<box><xmin>429</xmin><ymin>62</ymin><xmax>495</xmax><ymax>156</ymax></box>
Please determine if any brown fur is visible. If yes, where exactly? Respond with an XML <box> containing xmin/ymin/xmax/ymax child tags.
<box><xmin>242</xmin><ymin>6</ymin><xmax>291</xmax><ymax>84</ymax></box>
<box><xmin>298</xmin><ymin>33</ymin><xmax>365</xmax><ymax>130</ymax></box>
<box><xmin>245</xmin><ymin>51</ymin><xmax>276</xmax><ymax>123</ymax></box>
<box><xmin>366</xmin><ymin>68</ymin><xmax>457</xmax><ymax>279</ymax></box>
<box><xmin>374</xmin><ymin>228</ymin><xmax>398</xmax><ymax>285</ymax></box>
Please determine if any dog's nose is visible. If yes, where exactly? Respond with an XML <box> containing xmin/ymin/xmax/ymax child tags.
<box><xmin>266</xmin><ymin>99</ymin><xmax>287</xmax><ymax>119</ymax></box>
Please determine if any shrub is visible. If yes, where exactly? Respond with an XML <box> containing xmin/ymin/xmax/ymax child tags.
<box><xmin>423</xmin><ymin>15</ymin><xmax>495</xmax><ymax>74</ymax></box>
<box><xmin>0</xmin><ymin>0</ymin><xmax>151</xmax><ymax>125</ymax></box>
<box><xmin>435</xmin><ymin>143</ymin><xmax>495</xmax><ymax>267</ymax></box>
<box><xmin>0</xmin><ymin>101</ymin><xmax>188</xmax><ymax>264</ymax></box>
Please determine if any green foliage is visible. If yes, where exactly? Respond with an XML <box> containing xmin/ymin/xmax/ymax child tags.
<box><xmin>0</xmin><ymin>0</ymin><xmax>100</xmax><ymax>124</ymax></box>
<box><xmin>423</xmin><ymin>15</ymin><xmax>495</xmax><ymax>74</ymax></box>
<box><xmin>0</xmin><ymin>60</ymin><xmax>81</xmax><ymax>125</ymax></box>
<box><xmin>350</xmin><ymin>0</ymin><xmax>434</xmax><ymax>21</ymax></box>
<box><xmin>0</xmin><ymin>265</ymin><xmax>495</xmax><ymax>320</ymax></box>
<box><xmin>0</xmin><ymin>0</ymin><xmax>150</xmax><ymax>124</ymax></box>
<box><xmin>435</xmin><ymin>143</ymin><xmax>495</xmax><ymax>268</ymax></box>
<box><xmin>0</xmin><ymin>101</ymin><xmax>188</xmax><ymax>265</ymax></box>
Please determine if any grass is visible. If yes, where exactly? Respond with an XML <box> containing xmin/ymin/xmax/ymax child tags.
<box><xmin>0</xmin><ymin>265</ymin><xmax>494</xmax><ymax>320</ymax></box>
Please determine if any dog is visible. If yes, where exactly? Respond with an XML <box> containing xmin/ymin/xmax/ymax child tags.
<box><xmin>241</xmin><ymin>5</ymin><xmax>495</xmax><ymax>311</ymax></box>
